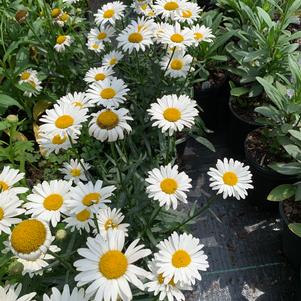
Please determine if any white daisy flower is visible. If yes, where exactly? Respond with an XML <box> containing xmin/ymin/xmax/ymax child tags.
<box><xmin>94</xmin><ymin>1</ymin><xmax>126</xmax><ymax>26</ymax></box>
<box><xmin>155</xmin><ymin>232</ymin><xmax>209</xmax><ymax>285</ymax></box>
<box><xmin>54</xmin><ymin>35</ymin><xmax>72</xmax><ymax>52</ymax></box>
<box><xmin>23</xmin><ymin>77</ymin><xmax>42</xmax><ymax>97</ymax></box>
<box><xmin>53</xmin><ymin>11</ymin><xmax>70</xmax><ymax>27</ymax></box>
<box><xmin>63</xmin><ymin>0</ymin><xmax>80</xmax><ymax>3</ymax></box>
<box><xmin>37</xmin><ymin>131</ymin><xmax>77</xmax><ymax>155</ymax></box>
<box><xmin>19</xmin><ymin>69</ymin><xmax>38</xmax><ymax>83</ymax></box>
<box><xmin>0</xmin><ymin>191</ymin><xmax>25</xmax><ymax>234</ymax></box>
<box><xmin>84</xmin><ymin>66</ymin><xmax>115</xmax><ymax>84</ymax></box>
<box><xmin>89</xmin><ymin>108</ymin><xmax>133</xmax><ymax>142</ymax></box>
<box><xmin>145</xmin><ymin>259</ymin><xmax>192</xmax><ymax>301</ymax></box>
<box><xmin>175</xmin><ymin>2</ymin><xmax>201</xmax><ymax>24</ymax></box>
<box><xmin>148</xmin><ymin>94</ymin><xmax>199</xmax><ymax>136</ymax></box>
<box><xmin>0</xmin><ymin>284</ymin><xmax>36</xmax><ymax>301</ymax></box>
<box><xmin>39</xmin><ymin>103</ymin><xmax>88</xmax><ymax>137</ymax></box>
<box><xmin>9</xmin><ymin>219</ymin><xmax>53</xmax><ymax>261</ymax></box>
<box><xmin>132</xmin><ymin>3</ymin><xmax>156</xmax><ymax>17</ymax></box>
<box><xmin>88</xmin><ymin>25</ymin><xmax>116</xmax><ymax>43</ymax></box>
<box><xmin>66</xmin><ymin>180</ymin><xmax>116</xmax><ymax>214</ymax></box>
<box><xmin>0</xmin><ymin>166</ymin><xmax>28</xmax><ymax>195</ymax></box>
<box><xmin>59</xmin><ymin>159</ymin><xmax>91</xmax><ymax>184</ymax></box>
<box><xmin>159</xmin><ymin>22</ymin><xmax>194</xmax><ymax>49</ymax></box>
<box><xmin>191</xmin><ymin>25</ymin><xmax>215</xmax><ymax>45</ymax></box>
<box><xmin>24</xmin><ymin>180</ymin><xmax>72</xmax><ymax>227</ymax></box>
<box><xmin>64</xmin><ymin>208</ymin><xmax>94</xmax><ymax>234</ymax></box>
<box><xmin>74</xmin><ymin>230</ymin><xmax>151</xmax><ymax>301</ymax></box>
<box><xmin>17</xmin><ymin>245</ymin><xmax>60</xmax><ymax>278</ymax></box>
<box><xmin>154</xmin><ymin>0</ymin><xmax>185</xmax><ymax>20</ymax></box>
<box><xmin>146</xmin><ymin>163</ymin><xmax>192</xmax><ymax>210</ymax></box>
<box><xmin>102</xmin><ymin>50</ymin><xmax>124</xmax><ymax>68</ymax></box>
<box><xmin>57</xmin><ymin>92</ymin><xmax>97</xmax><ymax>109</ymax></box>
<box><xmin>86</xmin><ymin>39</ymin><xmax>105</xmax><ymax>53</ymax></box>
<box><xmin>160</xmin><ymin>51</ymin><xmax>192</xmax><ymax>78</ymax></box>
<box><xmin>43</xmin><ymin>285</ymin><xmax>89</xmax><ymax>301</ymax></box>
<box><xmin>86</xmin><ymin>77</ymin><xmax>129</xmax><ymax>108</ymax></box>
<box><xmin>207</xmin><ymin>158</ymin><xmax>253</xmax><ymax>200</ymax></box>
<box><xmin>94</xmin><ymin>207</ymin><xmax>129</xmax><ymax>239</ymax></box>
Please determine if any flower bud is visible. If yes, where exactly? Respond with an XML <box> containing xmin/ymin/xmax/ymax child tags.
<box><xmin>6</xmin><ymin>114</ymin><xmax>18</xmax><ymax>123</ymax></box>
<box><xmin>8</xmin><ymin>261</ymin><xmax>24</xmax><ymax>275</ymax></box>
<box><xmin>55</xmin><ymin>229</ymin><xmax>67</xmax><ymax>240</ymax></box>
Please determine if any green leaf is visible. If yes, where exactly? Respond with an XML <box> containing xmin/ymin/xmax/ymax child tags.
<box><xmin>295</xmin><ymin>183</ymin><xmax>301</xmax><ymax>201</ymax></box>
<box><xmin>288</xmin><ymin>223</ymin><xmax>301</xmax><ymax>238</ymax></box>
<box><xmin>0</xmin><ymin>94</ymin><xmax>22</xmax><ymax>109</ymax></box>
<box><xmin>257</xmin><ymin>7</ymin><xmax>274</xmax><ymax>28</ymax></box>
<box><xmin>193</xmin><ymin>136</ymin><xmax>215</xmax><ymax>152</ymax></box>
<box><xmin>270</xmin><ymin>162</ymin><xmax>301</xmax><ymax>175</ymax></box>
<box><xmin>289</xmin><ymin>130</ymin><xmax>301</xmax><ymax>141</ymax></box>
<box><xmin>230</xmin><ymin>87</ymin><xmax>249</xmax><ymax>97</ymax></box>
<box><xmin>267</xmin><ymin>184</ymin><xmax>296</xmax><ymax>201</ymax></box>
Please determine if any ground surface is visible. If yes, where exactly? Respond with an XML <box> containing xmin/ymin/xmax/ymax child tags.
<box><xmin>181</xmin><ymin>131</ymin><xmax>298</xmax><ymax>301</ymax></box>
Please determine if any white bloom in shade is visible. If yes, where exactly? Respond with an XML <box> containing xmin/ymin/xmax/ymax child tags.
<box><xmin>191</xmin><ymin>25</ymin><xmax>215</xmax><ymax>45</ymax></box>
<box><xmin>25</xmin><ymin>180</ymin><xmax>72</xmax><ymax>227</ymax></box>
<box><xmin>86</xmin><ymin>77</ymin><xmax>129</xmax><ymax>108</ymax></box>
<box><xmin>102</xmin><ymin>50</ymin><xmax>124</xmax><ymax>68</ymax></box>
<box><xmin>89</xmin><ymin>108</ymin><xmax>133</xmax><ymax>142</ymax></box>
<box><xmin>146</xmin><ymin>163</ymin><xmax>192</xmax><ymax>210</ymax></box>
<box><xmin>94</xmin><ymin>207</ymin><xmax>129</xmax><ymax>239</ymax></box>
<box><xmin>58</xmin><ymin>92</ymin><xmax>97</xmax><ymax>109</ymax></box>
<box><xmin>132</xmin><ymin>2</ymin><xmax>156</xmax><ymax>17</ymax></box>
<box><xmin>145</xmin><ymin>259</ymin><xmax>192</xmax><ymax>301</ymax></box>
<box><xmin>207</xmin><ymin>158</ymin><xmax>253</xmax><ymax>200</ymax></box>
<box><xmin>19</xmin><ymin>69</ymin><xmax>38</xmax><ymax>83</ymax></box>
<box><xmin>66</xmin><ymin>180</ymin><xmax>116</xmax><ymax>214</ymax></box>
<box><xmin>17</xmin><ymin>245</ymin><xmax>60</xmax><ymax>278</ymax></box>
<box><xmin>39</xmin><ymin>103</ymin><xmax>88</xmax><ymax>137</ymax></box>
<box><xmin>54</xmin><ymin>35</ymin><xmax>72</xmax><ymax>52</ymax></box>
<box><xmin>0</xmin><ymin>191</ymin><xmax>25</xmax><ymax>234</ymax></box>
<box><xmin>74</xmin><ymin>230</ymin><xmax>151</xmax><ymax>301</ymax></box>
<box><xmin>0</xmin><ymin>284</ymin><xmax>36</xmax><ymax>301</ymax></box>
<box><xmin>43</xmin><ymin>285</ymin><xmax>89</xmax><ymax>301</ymax></box>
<box><xmin>88</xmin><ymin>25</ymin><xmax>116</xmax><ymax>43</ymax></box>
<box><xmin>84</xmin><ymin>66</ymin><xmax>115</xmax><ymax>84</ymax></box>
<box><xmin>148</xmin><ymin>94</ymin><xmax>198</xmax><ymax>136</ymax></box>
<box><xmin>117</xmin><ymin>21</ymin><xmax>154</xmax><ymax>54</ymax></box>
<box><xmin>160</xmin><ymin>51</ymin><xmax>192</xmax><ymax>78</ymax></box>
<box><xmin>94</xmin><ymin>1</ymin><xmax>126</xmax><ymax>26</ymax></box>
<box><xmin>155</xmin><ymin>232</ymin><xmax>209</xmax><ymax>285</ymax></box>
<box><xmin>23</xmin><ymin>77</ymin><xmax>42</xmax><ymax>98</ymax></box>
<box><xmin>86</xmin><ymin>39</ymin><xmax>104</xmax><ymax>53</ymax></box>
<box><xmin>38</xmin><ymin>131</ymin><xmax>77</xmax><ymax>155</ymax></box>
<box><xmin>9</xmin><ymin>219</ymin><xmax>53</xmax><ymax>261</ymax></box>
<box><xmin>0</xmin><ymin>166</ymin><xmax>27</xmax><ymax>195</ymax></box>
<box><xmin>59</xmin><ymin>159</ymin><xmax>91</xmax><ymax>183</ymax></box>
<box><xmin>175</xmin><ymin>2</ymin><xmax>201</xmax><ymax>24</ymax></box>
<box><xmin>64</xmin><ymin>208</ymin><xmax>94</xmax><ymax>234</ymax></box>
<box><xmin>154</xmin><ymin>0</ymin><xmax>184</xmax><ymax>20</ymax></box>
<box><xmin>158</xmin><ymin>22</ymin><xmax>194</xmax><ymax>49</ymax></box>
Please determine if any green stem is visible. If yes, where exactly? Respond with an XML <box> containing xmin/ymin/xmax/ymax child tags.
<box><xmin>163</xmin><ymin>47</ymin><xmax>176</xmax><ymax>76</ymax></box>
<box><xmin>93</xmin><ymin>213</ymin><xmax>100</xmax><ymax>234</ymax></box>
<box><xmin>48</xmin><ymin>250</ymin><xmax>75</xmax><ymax>272</ymax></box>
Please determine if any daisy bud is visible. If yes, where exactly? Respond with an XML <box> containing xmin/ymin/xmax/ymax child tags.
<box><xmin>8</xmin><ymin>260</ymin><xmax>24</xmax><ymax>275</ymax></box>
<box><xmin>56</xmin><ymin>229</ymin><xmax>67</xmax><ymax>240</ymax></box>
<box><xmin>6</xmin><ymin>114</ymin><xmax>18</xmax><ymax>123</ymax></box>
<box><xmin>15</xmin><ymin>10</ymin><xmax>28</xmax><ymax>23</ymax></box>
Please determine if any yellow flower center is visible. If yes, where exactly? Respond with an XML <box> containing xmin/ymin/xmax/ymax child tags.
<box><xmin>103</xmin><ymin>9</ymin><xmax>115</xmax><ymax>18</ymax></box>
<box><xmin>92</xmin><ymin>44</ymin><xmax>99</xmax><ymax>49</ymax></box>
<box><xmin>164</xmin><ymin>1</ymin><xmax>179</xmax><ymax>10</ymax></box>
<box><xmin>73</xmin><ymin>101</ymin><xmax>83</xmax><ymax>108</ymax></box>
<box><xmin>99</xmin><ymin>250</ymin><xmax>128</xmax><ymax>279</ymax></box>
<box><xmin>171</xmin><ymin>33</ymin><xmax>184</xmax><ymax>43</ymax></box>
<box><xmin>60</xmin><ymin>13</ymin><xmax>69</xmax><ymax>22</ymax></box>
<box><xmin>172</xmin><ymin>250</ymin><xmax>191</xmax><ymax>268</ymax></box>
<box><xmin>104</xmin><ymin>218</ymin><xmax>118</xmax><ymax>230</ymax></box>
<box><xmin>128</xmin><ymin>32</ymin><xmax>143</xmax><ymax>43</ymax></box>
<box><xmin>0</xmin><ymin>208</ymin><xmax>4</xmax><ymax>220</ymax></box>
<box><xmin>170</xmin><ymin>59</ymin><xmax>183</xmax><ymax>70</ymax></box>
<box><xmin>29</xmin><ymin>80</ymin><xmax>36</xmax><ymax>88</ymax></box>
<box><xmin>55</xmin><ymin>115</ymin><xmax>74</xmax><ymax>129</ymax></box>
<box><xmin>21</xmin><ymin>71</ymin><xmax>31</xmax><ymax>80</ymax></box>
<box><xmin>11</xmin><ymin>219</ymin><xmax>46</xmax><ymax>254</ymax></box>
<box><xmin>76</xmin><ymin>209</ymin><xmax>91</xmax><ymax>222</ymax></box>
<box><xmin>97</xmin><ymin>111</ymin><xmax>119</xmax><ymax>129</ymax></box>
<box><xmin>43</xmin><ymin>194</ymin><xmax>64</xmax><ymax>211</ymax></box>
<box><xmin>71</xmin><ymin>168</ymin><xmax>81</xmax><ymax>177</ymax></box>
<box><xmin>157</xmin><ymin>273</ymin><xmax>175</xmax><ymax>286</ymax></box>
<box><xmin>51</xmin><ymin>8</ymin><xmax>61</xmax><ymax>18</ymax></box>
<box><xmin>95</xmin><ymin>73</ymin><xmax>106</xmax><ymax>81</ymax></box>
<box><xmin>52</xmin><ymin>134</ymin><xmax>67</xmax><ymax>145</ymax></box>
<box><xmin>160</xmin><ymin>178</ymin><xmax>178</xmax><ymax>194</ymax></box>
<box><xmin>100</xmin><ymin>88</ymin><xmax>116</xmax><ymax>99</ymax></box>
<box><xmin>82</xmin><ymin>192</ymin><xmax>100</xmax><ymax>206</ymax></box>
<box><xmin>222</xmin><ymin>171</ymin><xmax>238</xmax><ymax>186</ymax></box>
<box><xmin>56</xmin><ymin>35</ymin><xmax>66</xmax><ymax>45</ymax></box>
<box><xmin>163</xmin><ymin>108</ymin><xmax>181</xmax><ymax>122</ymax></box>
<box><xmin>97</xmin><ymin>32</ymin><xmax>107</xmax><ymax>40</ymax></box>
<box><xmin>182</xmin><ymin>10</ymin><xmax>192</xmax><ymax>18</ymax></box>
<box><xmin>194</xmin><ymin>32</ymin><xmax>204</xmax><ymax>40</ymax></box>
<box><xmin>109</xmin><ymin>58</ymin><xmax>117</xmax><ymax>65</ymax></box>
<box><xmin>0</xmin><ymin>181</ymin><xmax>9</xmax><ymax>191</ymax></box>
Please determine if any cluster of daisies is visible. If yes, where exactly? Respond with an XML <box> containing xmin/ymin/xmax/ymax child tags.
<box><xmin>18</xmin><ymin>69</ymin><xmax>42</xmax><ymax>98</ymax></box>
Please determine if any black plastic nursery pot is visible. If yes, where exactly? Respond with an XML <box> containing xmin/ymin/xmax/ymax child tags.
<box><xmin>279</xmin><ymin>202</ymin><xmax>301</xmax><ymax>269</ymax></box>
<box><xmin>229</xmin><ymin>98</ymin><xmax>259</xmax><ymax>155</ymax></box>
<box><xmin>193</xmin><ymin>74</ymin><xmax>230</xmax><ymax>132</ymax></box>
<box><xmin>244</xmin><ymin>131</ymin><xmax>296</xmax><ymax>211</ymax></box>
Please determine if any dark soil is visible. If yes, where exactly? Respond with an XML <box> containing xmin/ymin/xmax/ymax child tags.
<box><xmin>283</xmin><ymin>199</ymin><xmax>301</xmax><ymax>224</ymax></box>
<box><xmin>195</xmin><ymin>70</ymin><xmax>227</xmax><ymax>91</ymax></box>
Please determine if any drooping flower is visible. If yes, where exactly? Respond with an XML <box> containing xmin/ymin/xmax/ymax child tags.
<box><xmin>102</xmin><ymin>50</ymin><xmax>124</xmax><ymax>68</ymax></box>
<box><xmin>54</xmin><ymin>35</ymin><xmax>72</xmax><ymax>52</ymax></box>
